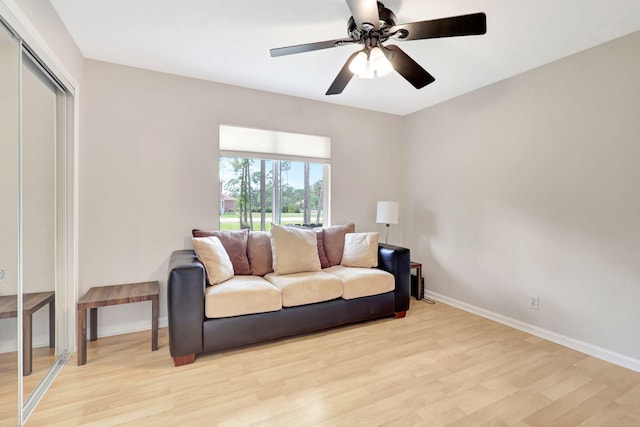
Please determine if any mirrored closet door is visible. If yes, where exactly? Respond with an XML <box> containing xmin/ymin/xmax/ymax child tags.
<box><xmin>21</xmin><ymin>45</ymin><xmax>68</xmax><ymax>407</ymax></box>
<box><xmin>0</xmin><ymin>20</ymin><xmax>21</xmax><ymax>427</ymax></box>
<box><xmin>0</xmin><ymin>17</ymin><xmax>71</xmax><ymax>426</ymax></box>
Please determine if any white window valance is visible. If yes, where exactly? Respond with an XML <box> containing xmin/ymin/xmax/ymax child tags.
<box><xmin>219</xmin><ymin>125</ymin><xmax>331</xmax><ymax>163</ymax></box>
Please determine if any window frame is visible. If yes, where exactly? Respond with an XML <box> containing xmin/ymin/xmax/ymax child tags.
<box><xmin>219</xmin><ymin>125</ymin><xmax>331</xmax><ymax>229</ymax></box>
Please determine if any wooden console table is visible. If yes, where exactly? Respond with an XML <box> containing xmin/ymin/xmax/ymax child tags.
<box><xmin>0</xmin><ymin>291</ymin><xmax>55</xmax><ymax>376</ymax></box>
<box><xmin>77</xmin><ymin>281</ymin><xmax>159</xmax><ymax>365</ymax></box>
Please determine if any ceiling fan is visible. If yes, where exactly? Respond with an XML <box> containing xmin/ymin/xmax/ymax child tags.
<box><xmin>270</xmin><ymin>0</ymin><xmax>487</xmax><ymax>95</ymax></box>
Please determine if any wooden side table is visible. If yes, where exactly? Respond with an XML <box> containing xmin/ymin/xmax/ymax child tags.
<box><xmin>410</xmin><ymin>261</ymin><xmax>436</xmax><ymax>304</ymax></box>
<box><xmin>0</xmin><ymin>291</ymin><xmax>55</xmax><ymax>375</ymax></box>
<box><xmin>410</xmin><ymin>261</ymin><xmax>423</xmax><ymax>300</ymax></box>
<box><xmin>77</xmin><ymin>281</ymin><xmax>159</xmax><ymax>366</ymax></box>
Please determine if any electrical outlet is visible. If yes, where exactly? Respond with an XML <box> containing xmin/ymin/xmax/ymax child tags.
<box><xmin>529</xmin><ymin>296</ymin><xmax>539</xmax><ymax>310</ymax></box>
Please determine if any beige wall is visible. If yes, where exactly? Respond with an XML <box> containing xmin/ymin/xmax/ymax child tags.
<box><xmin>405</xmin><ymin>31</ymin><xmax>640</xmax><ymax>367</ymax></box>
<box><xmin>80</xmin><ymin>60</ymin><xmax>406</xmax><ymax>331</ymax></box>
<box><xmin>6</xmin><ymin>0</ymin><xmax>640</xmax><ymax>369</ymax></box>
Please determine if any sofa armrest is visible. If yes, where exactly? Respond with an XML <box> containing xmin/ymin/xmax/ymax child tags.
<box><xmin>168</xmin><ymin>250</ymin><xmax>205</xmax><ymax>358</ymax></box>
<box><xmin>378</xmin><ymin>243</ymin><xmax>411</xmax><ymax>314</ymax></box>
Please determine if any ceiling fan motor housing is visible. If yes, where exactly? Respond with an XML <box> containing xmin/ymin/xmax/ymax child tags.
<box><xmin>347</xmin><ymin>2</ymin><xmax>397</xmax><ymax>43</ymax></box>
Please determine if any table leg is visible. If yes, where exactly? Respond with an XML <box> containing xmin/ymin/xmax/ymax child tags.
<box><xmin>151</xmin><ymin>296</ymin><xmax>158</xmax><ymax>351</ymax></box>
<box><xmin>90</xmin><ymin>307</ymin><xmax>98</xmax><ymax>341</ymax></box>
<box><xmin>23</xmin><ymin>312</ymin><xmax>32</xmax><ymax>376</ymax></box>
<box><xmin>49</xmin><ymin>299</ymin><xmax>55</xmax><ymax>348</ymax></box>
<box><xmin>417</xmin><ymin>265</ymin><xmax>423</xmax><ymax>300</ymax></box>
<box><xmin>77</xmin><ymin>306</ymin><xmax>87</xmax><ymax>366</ymax></box>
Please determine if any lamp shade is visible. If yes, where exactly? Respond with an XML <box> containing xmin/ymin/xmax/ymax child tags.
<box><xmin>376</xmin><ymin>201</ymin><xmax>399</xmax><ymax>225</ymax></box>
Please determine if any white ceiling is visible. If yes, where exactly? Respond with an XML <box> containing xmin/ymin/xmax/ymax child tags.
<box><xmin>50</xmin><ymin>0</ymin><xmax>640</xmax><ymax>116</ymax></box>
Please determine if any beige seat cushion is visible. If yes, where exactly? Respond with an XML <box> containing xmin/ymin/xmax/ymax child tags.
<box><xmin>264</xmin><ymin>271</ymin><xmax>343</xmax><ymax>307</ymax></box>
<box><xmin>323</xmin><ymin>265</ymin><xmax>394</xmax><ymax>300</ymax></box>
<box><xmin>204</xmin><ymin>276</ymin><xmax>282</xmax><ymax>318</ymax></box>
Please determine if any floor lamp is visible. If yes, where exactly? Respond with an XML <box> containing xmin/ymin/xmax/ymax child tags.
<box><xmin>376</xmin><ymin>201</ymin><xmax>399</xmax><ymax>244</ymax></box>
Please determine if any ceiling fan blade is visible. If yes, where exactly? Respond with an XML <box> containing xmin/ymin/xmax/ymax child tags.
<box><xmin>384</xmin><ymin>45</ymin><xmax>435</xmax><ymax>89</ymax></box>
<box><xmin>346</xmin><ymin>0</ymin><xmax>380</xmax><ymax>30</ymax></box>
<box><xmin>270</xmin><ymin>38</ymin><xmax>355</xmax><ymax>57</ymax></box>
<box><xmin>326</xmin><ymin>51</ymin><xmax>359</xmax><ymax>95</ymax></box>
<box><xmin>390</xmin><ymin>12</ymin><xmax>486</xmax><ymax>41</ymax></box>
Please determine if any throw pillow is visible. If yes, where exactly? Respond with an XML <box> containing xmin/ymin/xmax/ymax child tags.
<box><xmin>270</xmin><ymin>223</ymin><xmax>321</xmax><ymax>275</ymax></box>
<box><xmin>192</xmin><ymin>236</ymin><xmax>235</xmax><ymax>284</ymax></box>
<box><xmin>323</xmin><ymin>223</ymin><xmax>355</xmax><ymax>266</ymax></box>
<box><xmin>341</xmin><ymin>232</ymin><xmax>379</xmax><ymax>268</ymax></box>
<box><xmin>247</xmin><ymin>231</ymin><xmax>274</xmax><ymax>276</ymax></box>
<box><xmin>316</xmin><ymin>229</ymin><xmax>331</xmax><ymax>269</ymax></box>
<box><xmin>192</xmin><ymin>228</ymin><xmax>251</xmax><ymax>275</ymax></box>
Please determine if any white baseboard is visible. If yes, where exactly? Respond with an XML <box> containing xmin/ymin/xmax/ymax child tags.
<box><xmin>0</xmin><ymin>317</ymin><xmax>169</xmax><ymax>354</ymax></box>
<box><xmin>425</xmin><ymin>291</ymin><xmax>640</xmax><ymax>373</ymax></box>
<box><xmin>93</xmin><ymin>316</ymin><xmax>169</xmax><ymax>339</ymax></box>
<box><xmin>1</xmin><ymin>339</ymin><xmax>21</xmax><ymax>354</ymax></box>
<box><xmin>0</xmin><ymin>335</ymin><xmax>54</xmax><ymax>354</ymax></box>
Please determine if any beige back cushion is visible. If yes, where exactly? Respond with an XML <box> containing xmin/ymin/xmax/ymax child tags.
<box><xmin>270</xmin><ymin>224</ymin><xmax>321</xmax><ymax>275</ymax></box>
<box><xmin>192</xmin><ymin>236</ymin><xmax>234</xmax><ymax>285</ymax></box>
<box><xmin>341</xmin><ymin>232</ymin><xmax>379</xmax><ymax>268</ymax></box>
<box><xmin>192</xmin><ymin>228</ymin><xmax>251</xmax><ymax>275</ymax></box>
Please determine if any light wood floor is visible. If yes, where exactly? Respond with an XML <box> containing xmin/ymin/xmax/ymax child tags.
<box><xmin>26</xmin><ymin>300</ymin><xmax>640</xmax><ymax>426</ymax></box>
<box><xmin>0</xmin><ymin>346</ymin><xmax>56</xmax><ymax>425</ymax></box>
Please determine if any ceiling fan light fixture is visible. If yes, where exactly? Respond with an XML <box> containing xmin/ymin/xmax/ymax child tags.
<box><xmin>349</xmin><ymin>47</ymin><xmax>392</xmax><ymax>79</ymax></box>
<box><xmin>370</xmin><ymin>46</ymin><xmax>393</xmax><ymax>77</ymax></box>
<box><xmin>348</xmin><ymin>50</ymin><xmax>373</xmax><ymax>78</ymax></box>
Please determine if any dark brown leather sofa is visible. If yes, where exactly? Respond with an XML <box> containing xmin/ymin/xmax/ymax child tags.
<box><xmin>167</xmin><ymin>243</ymin><xmax>411</xmax><ymax>366</ymax></box>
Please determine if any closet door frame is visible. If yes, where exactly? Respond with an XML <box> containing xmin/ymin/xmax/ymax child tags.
<box><xmin>0</xmin><ymin>4</ymin><xmax>79</xmax><ymax>425</ymax></box>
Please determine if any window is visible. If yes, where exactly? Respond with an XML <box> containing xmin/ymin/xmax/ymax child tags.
<box><xmin>219</xmin><ymin>126</ymin><xmax>330</xmax><ymax>231</ymax></box>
